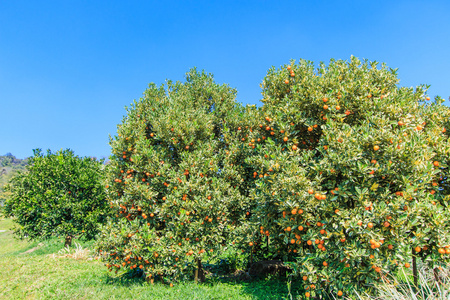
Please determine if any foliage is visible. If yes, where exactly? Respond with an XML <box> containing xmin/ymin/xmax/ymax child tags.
<box><xmin>97</xmin><ymin>58</ymin><xmax>450</xmax><ymax>298</ymax></box>
<box><xmin>0</xmin><ymin>153</ymin><xmax>29</xmax><ymax>206</ymax></box>
<box><xmin>2</xmin><ymin>149</ymin><xmax>109</xmax><ymax>242</ymax></box>
<box><xmin>96</xmin><ymin>69</ymin><xmax>256</xmax><ymax>282</ymax></box>
<box><xmin>244</xmin><ymin>56</ymin><xmax>450</xmax><ymax>298</ymax></box>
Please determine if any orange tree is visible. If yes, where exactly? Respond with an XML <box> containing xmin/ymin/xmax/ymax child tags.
<box><xmin>95</xmin><ymin>69</ymin><xmax>257</xmax><ymax>283</ymax></box>
<box><xmin>2</xmin><ymin>149</ymin><xmax>108</xmax><ymax>246</ymax></box>
<box><xmin>243</xmin><ymin>57</ymin><xmax>450</xmax><ymax>297</ymax></box>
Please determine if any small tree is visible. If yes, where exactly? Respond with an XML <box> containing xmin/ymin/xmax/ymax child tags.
<box><xmin>3</xmin><ymin>149</ymin><xmax>108</xmax><ymax>246</ymax></box>
<box><xmin>96</xmin><ymin>69</ymin><xmax>255</xmax><ymax>282</ymax></box>
<box><xmin>244</xmin><ymin>57</ymin><xmax>450</xmax><ymax>297</ymax></box>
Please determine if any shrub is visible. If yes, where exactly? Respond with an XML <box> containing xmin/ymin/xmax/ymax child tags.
<box><xmin>244</xmin><ymin>56</ymin><xmax>450</xmax><ymax>297</ymax></box>
<box><xmin>95</xmin><ymin>69</ymin><xmax>256</xmax><ymax>282</ymax></box>
<box><xmin>97</xmin><ymin>58</ymin><xmax>450</xmax><ymax>296</ymax></box>
<box><xmin>3</xmin><ymin>149</ymin><xmax>108</xmax><ymax>245</ymax></box>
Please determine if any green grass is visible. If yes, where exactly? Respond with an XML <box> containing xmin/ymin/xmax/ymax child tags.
<box><xmin>0</xmin><ymin>217</ymin><xmax>298</xmax><ymax>300</ymax></box>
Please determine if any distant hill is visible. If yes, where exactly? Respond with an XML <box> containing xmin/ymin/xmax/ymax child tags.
<box><xmin>0</xmin><ymin>153</ymin><xmax>29</xmax><ymax>206</ymax></box>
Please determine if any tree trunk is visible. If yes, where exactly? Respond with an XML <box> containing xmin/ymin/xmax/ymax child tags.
<box><xmin>194</xmin><ymin>258</ymin><xmax>205</xmax><ymax>283</ymax></box>
<box><xmin>434</xmin><ymin>267</ymin><xmax>441</xmax><ymax>285</ymax></box>
<box><xmin>412</xmin><ymin>248</ymin><xmax>418</xmax><ymax>287</ymax></box>
<box><xmin>64</xmin><ymin>235</ymin><xmax>72</xmax><ymax>247</ymax></box>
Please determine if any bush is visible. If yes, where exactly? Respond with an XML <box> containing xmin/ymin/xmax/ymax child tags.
<box><xmin>96</xmin><ymin>69</ymin><xmax>256</xmax><ymax>282</ymax></box>
<box><xmin>97</xmin><ymin>58</ymin><xmax>450</xmax><ymax>297</ymax></box>
<box><xmin>245</xmin><ymin>56</ymin><xmax>450</xmax><ymax>297</ymax></box>
<box><xmin>3</xmin><ymin>149</ymin><xmax>108</xmax><ymax>245</ymax></box>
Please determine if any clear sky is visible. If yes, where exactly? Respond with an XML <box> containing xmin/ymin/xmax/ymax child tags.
<box><xmin>1</xmin><ymin>1</ymin><xmax>449</xmax><ymax>159</ymax></box>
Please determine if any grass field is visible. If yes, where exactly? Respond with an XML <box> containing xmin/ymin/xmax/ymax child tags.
<box><xmin>0</xmin><ymin>217</ymin><xmax>300</xmax><ymax>300</ymax></box>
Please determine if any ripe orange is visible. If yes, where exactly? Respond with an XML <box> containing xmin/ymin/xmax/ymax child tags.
<box><xmin>367</xmin><ymin>222</ymin><xmax>374</xmax><ymax>228</ymax></box>
<box><xmin>335</xmin><ymin>105</ymin><xmax>341</xmax><ymax>110</ymax></box>
<box><xmin>433</xmin><ymin>161</ymin><xmax>439</xmax><ymax>167</ymax></box>
<box><xmin>404</xmin><ymin>263</ymin><xmax>410</xmax><ymax>268</ymax></box>
<box><xmin>415</xmin><ymin>246</ymin><xmax>421</xmax><ymax>253</ymax></box>
<box><xmin>337</xmin><ymin>291</ymin><xmax>343</xmax><ymax>297</ymax></box>
<box><xmin>284</xmin><ymin>79</ymin><xmax>289</xmax><ymax>84</ymax></box>
<box><xmin>373</xmin><ymin>145</ymin><xmax>380</xmax><ymax>151</ymax></box>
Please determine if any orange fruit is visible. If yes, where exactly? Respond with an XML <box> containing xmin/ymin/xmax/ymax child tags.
<box><xmin>433</xmin><ymin>161</ymin><xmax>439</xmax><ymax>167</ymax></box>
<box><xmin>373</xmin><ymin>145</ymin><xmax>380</xmax><ymax>151</ymax></box>
<box><xmin>337</xmin><ymin>290</ymin><xmax>343</xmax><ymax>296</ymax></box>
<box><xmin>404</xmin><ymin>263</ymin><xmax>410</xmax><ymax>268</ymax></box>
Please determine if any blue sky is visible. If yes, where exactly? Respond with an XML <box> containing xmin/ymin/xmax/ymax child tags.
<box><xmin>1</xmin><ymin>1</ymin><xmax>449</xmax><ymax>159</ymax></box>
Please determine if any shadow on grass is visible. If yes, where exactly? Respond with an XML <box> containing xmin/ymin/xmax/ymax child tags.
<box><xmin>218</xmin><ymin>276</ymin><xmax>305</xmax><ymax>300</ymax></box>
<box><xmin>101</xmin><ymin>267</ymin><xmax>305</xmax><ymax>300</ymax></box>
